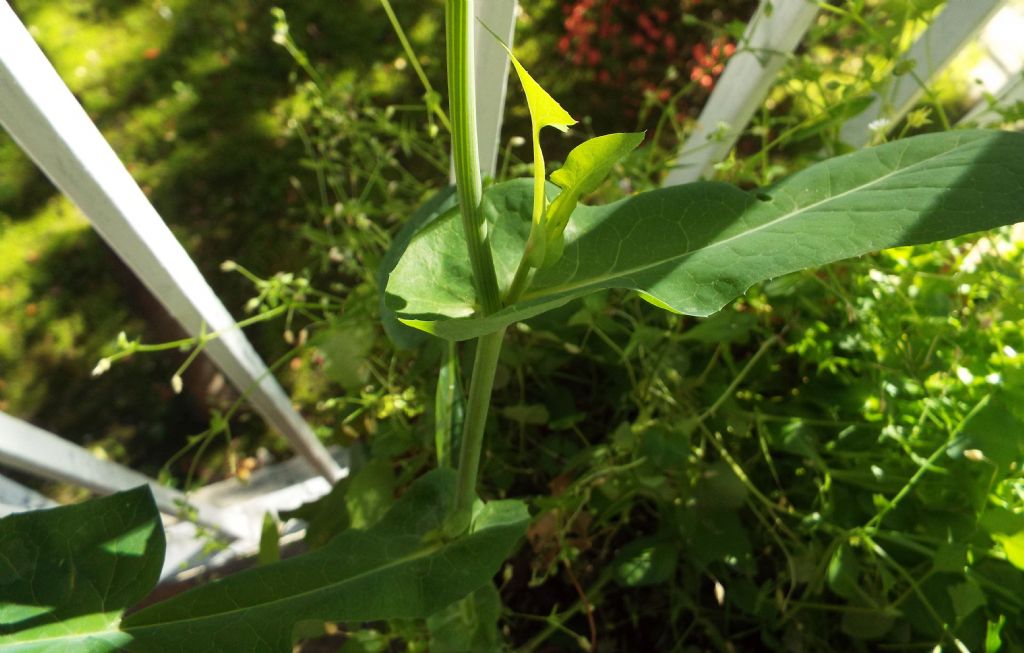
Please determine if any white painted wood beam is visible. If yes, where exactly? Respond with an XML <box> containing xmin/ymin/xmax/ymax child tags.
<box><xmin>664</xmin><ymin>0</ymin><xmax>819</xmax><ymax>186</ymax></box>
<box><xmin>474</xmin><ymin>0</ymin><xmax>518</xmax><ymax>178</ymax></box>
<box><xmin>959</xmin><ymin>72</ymin><xmax>1024</xmax><ymax>125</ymax></box>
<box><xmin>840</xmin><ymin>0</ymin><xmax>1005</xmax><ymax>147</ymax></box>
<box><xmin>0</xmin><ymin>3</ymin><xmax>342</xmax><ymax>482</ymax></box>
<box><xmin>0</xmin><ymin>474</ymin><xmax>57</xmax><ymax>518</ymax></box>
<box><xmin>0</xmin><ymin>412</ymin><xmax>250</xmax><ymax>539</ymax></box>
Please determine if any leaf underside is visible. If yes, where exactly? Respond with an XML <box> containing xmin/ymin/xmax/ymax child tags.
<box><xmin>1</xmin><ymin>471</ymin><xmax>528</xmax><ymax>653</ymax></box>
<box><xmin>385</xmin><ymin>130</ymin><xmax>1024</xmax><ymax>341</ymax></box>
<box><xmin>122</xmin><ymin>469</ymin><xmax>527</xmax><ymax>652</ymax></box>
<box><xmin>0</xmin><ymin>487</ymin><xmax>164</xmax><ymax>653</ymax></box>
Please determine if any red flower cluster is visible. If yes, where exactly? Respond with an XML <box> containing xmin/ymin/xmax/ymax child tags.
<box><xmin>558</xmin><ymin>0</ymin><xmax>679</xmax><ymax>95</ymax></box>
<box><xmin>690</xmin><ymin>37</ymin><xmax>735</xmax><ymax>89</ymax></box>
<box><xmin>556</xmin><ymin>0</ymin><xmax>735</xmax><ymax>107</ymax></box>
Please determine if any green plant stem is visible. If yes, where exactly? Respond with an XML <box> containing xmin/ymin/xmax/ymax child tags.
<box><xmin>378</xmin><ymin>0</ymin><xmax>451</xmax><ymax>131</ymax></box>
<box><xmin>505</xmin><ymin>257</ymin><xmax>534</xmax><ymax>304</ymax></box>
<box><xmin>445</xmin><ymin>0</ymin><xmax>506</xmax><ymax>535</ymax></box>
<box><xmin>446</xmin><ymin>0</ymin><xmax>502</xmax><ymax>315</ymax></box>
<box><xmin>865</xmin><ymin>393</ymin><xmax>991</xmax><ymax>530</ymax></box>
<box><xmin>448</xmin><ymin>327</ymin><xmax>507</xmax><ymax>534</ymax></box>
<box><xmin>504</xmin><ymin>105</ymin><xmax>551</xmax><ymax>305</ymax></box>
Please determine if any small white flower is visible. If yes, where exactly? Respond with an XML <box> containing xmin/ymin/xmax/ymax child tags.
<box><xmin>1004</xmin><ymin>345</ymin><xmax>1018</xmax><ymax>358</ymax></box>
<box><xmin>91</xmin><ymin>358</ymin><xmax>111</xmax><ymax>377</ymax></box>
<box><xmin>171</xmin><ymin>375</ymin><xmax>183</xmax><ymax>395</ymax></box>
<box><xmin>868</xmin><ymin>118</ymin><xmax>891</xmax><ymax>134</ymax></box>
<box><xmin>509</xmin><ymin>136</ymin><xmax>526</xmax><ymax>147</ymax></box>
<box><xmin>986</xmin><ymin>372</ymin><xmax>1002</xmax><ymax>385</ymax></box>
<box><xmin>956</xmin><ymin>367</ymin><xmax>974</xmax><ymax>385</ymax></box>
<box><xmin>963</xmin><ymin>449</ymin><xmax>985</xmax><ymax>462</ymax></box>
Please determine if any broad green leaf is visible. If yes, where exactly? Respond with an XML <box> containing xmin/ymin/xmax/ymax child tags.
<box><xmin>121</xmin><ymin>469</ymin><xmax>528</xmax><ymax>652</ymax></box>
<box><xmin>612</xmin><ymin>537</ymin><xmax>679</xmax><ymax>587</ymax></box>
<box><xmin>841</xmin><ymin>608</ymin><xmax>896</xmax><ymax>640</ymax></box>
<box><xmin>279</xmin><ymin>476</ymin><xmax>352</xmax><ymax>550</ymax></box>
<box><xmin>385</xmin><ymin>130</ymin><xmax>1024</xmax><ymax>341</ymax></box>
<box><xmin>344</xmin><ymin>456</ymin><xmax>397</xmax><ymax>530</ymax></box>
<box><xmin>993</xmin><ymin>530</ymin><xmax>1024</xmax><ymax>571</ymax></box>
<box><xmin>542</xmin><ymin>132</ymin><xmax>645</xmax><ymax>267</ymax></box>
<box><xmin>427</xmin><ymin>583</ymin><xmax>502</xmax><ymax>653</ymax></box>
<box><xmin>314</xmin><ymin>320</ymin><xmax>375</xmax><ymax>391</ymax></box>
<box><xmin>378</xmin><ymin>186</ymin><xmax>457</xmax><ymax>349</ymax></box>
<box><xmin>0</xmin><ymin>486</ymin><xmax>163</xmax><ymax>653</ymax></box>
<box><xmin>947</xmin><ymin>580</ymin><xmax>987</xmax><ymax>622</ymax></box>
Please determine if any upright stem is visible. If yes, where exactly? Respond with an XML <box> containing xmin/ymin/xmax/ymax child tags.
<box><xmin>446</xmin><ymin>0</ymin><xmax>501</xmax><ymax>315</ymax></box>
<box><xmin>448</xmin><ymin>327</ymin><xmax>506</xmax><ymax>534</ymax></box>
<box><xmin>444</xmin><ymin>0</ymin><xmax>506</xmax><ymax>534</ymax></box>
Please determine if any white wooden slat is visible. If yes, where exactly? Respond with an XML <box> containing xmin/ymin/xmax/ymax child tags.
<box><xmin>840</xmin><ymin>0</ymin><xmax>1005</xmax><ymax>147</ymax></box>
<box><xmin>958</xmin><ymin>3</ymin><xmax>1024</xmax><ymax>125</ymax></box>
<box><xmin>0</xmin><ymin>3</ymin><xmax>342</xmax><ymax>482</ymax></box>
<box><xmin>664</xmin><ymin>0</ymin><xmax>819</xmax><ymax>186</ymax></box>
<box><xmin>162</xmin><ymin>446</ymin><xmax>348</xmax><ymax>579</ymax></box>
<box><xmin>474</xmin><ymin>0</ymin><xmax>518</xmax><ymax>178</ymax></box>
<box><xmin>0</xmin><ymin>474</ymin><xmax>57</xmax><ymax>518</ymax></box>
<box><xmin>0</xmin><ymin>412</ymin><xmax>250</xmax><ymax>538</ymax></box>
<box><xmin>959</xmin><ymin>73</ymin><xmax>1024</xmax><ymax>125</ymax></box>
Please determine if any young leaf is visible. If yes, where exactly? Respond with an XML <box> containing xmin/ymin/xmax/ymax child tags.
<box><xmin>501</xmin><ymin>44</ymin><xmax>575</xmax><ymax>139</ymax></box>
<box><xmin>279</xmin><ymin>476</ymin><xmax>352</xmax><ymax>550</ymax></box>
<box><xmin>122</xmin><ymin>469</ymin><xmax>528</xmax><ymax>652</ymax></box>
<box><xmin>488</xmin><ymin>27</ymin><xmax>576</xmax><ymax>267</ymax></box>
<box><xmin>0</xmin><ymin>486</ymin><xmax>164</xmax><ymax>652</ymax></box>
<box><xmin>258</xmin><ymin>512</ymin><xmax>281</xmax><ymax>566</ymax></box>
<box><xmin>386</xmin><ymin>130</ymin><xmax>1024</xmax><ymax>341</ymax></box>
<box><xmin>542</xmin><ymin>131</ymin><xmax>645</xmax><ymax>267</ymax></box>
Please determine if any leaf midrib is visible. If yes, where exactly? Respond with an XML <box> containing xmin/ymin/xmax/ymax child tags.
<box><xmin>123</xmin><ymin>540</ymin><xmax>446</xmax><ymax>632</ymax></box>
<box><xmin>0</xmin><ymin>628</ymin><xmax>127</xmax><ymax>650</ymax></box>
<box><xmin>519</xmin><ymin>138</ymin><xmax>968</xmax><ymax>303</ymax></box>
<box><xmin>0</xmin><ymin>547</ymin><xmax>451</xmax><ymax>651</ymax></box>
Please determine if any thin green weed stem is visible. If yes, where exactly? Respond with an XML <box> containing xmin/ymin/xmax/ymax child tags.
<box><xmin>866</xmin><ymin>393</ymin><xmax>990</xmax><ymax>530</ymax></box>
<box><xmin>378</xmin><ymin>0</ymin><xmax>451</xmax><ymax>131</ymax></box>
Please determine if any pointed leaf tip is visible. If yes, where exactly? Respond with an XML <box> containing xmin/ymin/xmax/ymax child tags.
<box><xmin>541</xmin><ymin>131</ymin><xmax>645</xmax><ymax>267</ymax></box>
<box><xmin>508</xmin><ymin>56</ymin><xmax>576</xmax><ymax>133</ymax></box>
<box><xmin>481</xmin><ymin>21</ymin><xmax>575</xmax><ymax>133</ymax></box>
<box><xmin>549</xmin><ymin>131</ymin><xmax>645</xmax><ymax>192</ymax></box>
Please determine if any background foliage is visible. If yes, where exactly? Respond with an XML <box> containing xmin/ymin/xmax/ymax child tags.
<box><xmin>1</xmin><ymin>0</ymin><xmax>1023</xmax><ymax>651</ymax></box>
